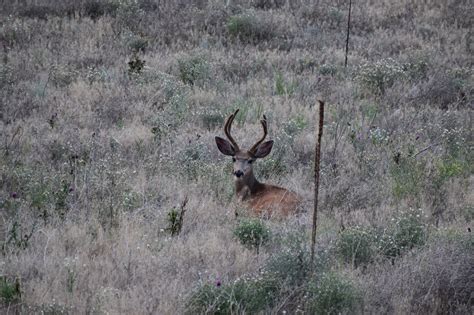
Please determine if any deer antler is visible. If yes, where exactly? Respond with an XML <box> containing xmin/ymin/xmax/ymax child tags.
<box><xmin>224</xmin><ymin>109</ymin><xmax>240</xmax><ymax>150</ymax></box>
<box><xmin>249</xmin><ymin>115</ymin><xmax>268</xmax><ymax>155</ymax></box>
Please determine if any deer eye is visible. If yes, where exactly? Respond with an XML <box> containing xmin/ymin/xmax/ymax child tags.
<box><xmin>248</xmin><ymin>160</ymin><xmax>254</xmax><ymax>164</ymax></box>
<box><xmin>232</xmin><ymin>157</ymin><xmax>236</xmax><ymax>162</ymax></box>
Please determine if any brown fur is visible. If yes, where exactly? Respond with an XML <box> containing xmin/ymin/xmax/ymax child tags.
<box><xmin>246</xmin><ymin>184</ymin><xmax>301</xmax><ymax>218</ymax></box>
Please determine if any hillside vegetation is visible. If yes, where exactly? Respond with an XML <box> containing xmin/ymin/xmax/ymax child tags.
<box><xmin>0</xmin><ymin>0</ymin><xmax>472</xmax><ymax>313</ymax></box>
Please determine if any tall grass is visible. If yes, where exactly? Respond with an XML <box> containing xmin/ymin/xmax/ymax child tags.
<box><xmin>0</xmin><ymin>0</ymin><xmax>471</xmax><ymax>313</ymax></box>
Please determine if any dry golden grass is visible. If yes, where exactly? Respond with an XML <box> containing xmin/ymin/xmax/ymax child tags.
<box><xmin>0</xmin><ymin>0</ymin><xmax>472</xmax><ymax>313</ymax></box>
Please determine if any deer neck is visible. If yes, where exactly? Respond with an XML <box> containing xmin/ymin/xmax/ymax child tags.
<box><xmin>235</xmin><ymin>170</ymin><xmax>265</xmax><ymax>199</ymax></box>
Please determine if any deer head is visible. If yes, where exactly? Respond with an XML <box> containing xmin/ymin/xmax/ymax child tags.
<box><xmin>215</xmin><ymin>109</ymin><xmax>274</xmax><ymax>181</ymax></box>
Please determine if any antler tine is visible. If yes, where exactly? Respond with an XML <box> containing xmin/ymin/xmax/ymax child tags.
<box><xmin>249</xmin><ymin>114</ymin><xmax>268</xmax><ymax>154</ymax></box>
<box><xmin>224</xmin><ymin>109</ymin><xmax>240</xmax><ymax>150</ymax></box>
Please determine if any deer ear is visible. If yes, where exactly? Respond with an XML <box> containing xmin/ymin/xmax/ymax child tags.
<box><xmin>253</xmin><ymin>140</ymin><xmax>273</xmax><ymax>158</ymax></box>
<box><xmin>215</xmin><ymin>137</ymin><xmax>236</xmax><ymax>156</ymax></box>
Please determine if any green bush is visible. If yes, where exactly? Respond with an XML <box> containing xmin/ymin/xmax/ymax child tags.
<box><xmin>227</xmin><ymin>13</ymin><xmax>275</xmax><ymax>43</ymax></box>
<box><xmin>435</xmin><ymin>158</ymin><xmax>467</xmax><ymax>181</ymax></box>
<box><xmin>392</xmin><ymin>208</ymin><xmax>426</xmax><ymax>250</ymax></box>
<box><xmin>165</xmin><ymin>207</ymin><xmax>184</xmax><ymax>236</ymax></box>
<box><xmin>336</xmin><ymin>226</ymin><xmax>375</xmax><ymax>267</ymax></box>
<box><xmin>319</xmin><ymin>63</ymin><xmax>338</xmax><ymax>76</ymax></box>
<box><xmin>233</xmin><ymin>219</ymin><xmax>270</xmax><ymax>249</ymax></box>
<box><xmin>389</xmin><ymin>155</ymin><xmax>425</xmax><ymax>200</ymax></box>
<box><xmin>0</xmin><ymin>277</ymin><xmax>21</xmax><ymax>304</ymax></box>
<box><xmin>177</xmin><ymin>55</ymin><xmax>209</xmax><ymax>86</ymax></box>
<box><xmin>186</xmin><ymin>275</ymin><xmax>279</xmax><ymax>314</ymax></box>
<box><xmin>376</xmin><ymin>208</ymin><xmax>426</xmax><ymax>258</ymax></box>
<box><xmin>355</xmin><ymin>58</ymin><xmax>405</xmax><ymax>95</ymax></box>
<box><xmin>306</xmin><ymin>272</ymin><xmax>360</xmax><ymax>315</ymax></box>
<box><xmin>402</xmin><ymin>55</ymin><xmax>429</xmax><ymax>81</ymax></box>
<box><xmin>274</xmin><ymin>71</ymin><xmax>297</xmax><ymax>96</ymax></box>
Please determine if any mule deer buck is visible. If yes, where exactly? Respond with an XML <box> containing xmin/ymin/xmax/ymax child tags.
<box><xmin>215</xmin><ymin>109</ymin><xmax>300</xmax><ymax>217</ymax></box>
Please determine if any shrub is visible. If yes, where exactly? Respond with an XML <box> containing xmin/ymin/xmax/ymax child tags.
<box><xmin>0</xmin><ymin>17</ymin><xmax>34</xmax><ymax>48</ymax></box>
<box><xmin>376</xmin><ymin>208</ymin><xmax>426</xmax><ymax>258</ymax></box>
<box><xmin>336</xmin><ymin>226</ymin><xmax>375</xmax><ymax>267</ymax></box>
<box><xmin>0</xmin><ymin>277</ymin><xmax>21</xmax><ymax>305</ymax></box>
<box><xmin>369</xmin><ymin>126</ymin><xmax>390</xmax><ymax>146</ymax></box>
<box><xmin>355</xmin><ymin>58</ymin><xmax>405</xmax><ymax>95</ymax></box>
<box><xmin>114</xmin><ymin>0</ymin><xmax>145</xmax><ymax>32</ymax></box>
<box><xmin>165</xmin><ymin>207</ymin><xmax>185</xmax><ymax>236</ymax></box>
<box><xmin>186</xmin><ymin>275</ymin><xmax>279</xmax><ymax>314</ymax></box>
<box><xmin>0</xmin><ymin>65</ymin><xmax>16</xmax><ymax>89</ymax></box>
<box><xmin>233</xmin><ymin>219</ymin><xmax>270</xmax><ymax>249</ymax></box>
<box><xmin>391</xmin><ymin>208</ymin><xmax>426</xmax><ymax>250</ymax></box>
<box><xmin>126</xmin><ymin>34</ymin><xmax>149</xmax><ymax>53</ymax></box>
<box><xmin>283</xmin><ymin>114</ymin><xmax>308</xmax><ymax>136</ymax></box>
<box><xmin>177</xmin><ymin>54</ymin><xmax>209</xmax><ymax>86</ymax></box>
<box><xmin>83</xmin><ymin>0</ymin><xmax>119</xmax><ymax>20</ymax></box>
<box><xmin>264</xmin><ymin>233</ymin><xmax>312</xmax><ymax>286</ymax></box>
<box><xmin>364</xmin><ymin>233</ymin><xmax>473</xmax><ymax>314</ymax></box>
<box><xmin>128</xmin><ymin>53</ymin><xmax>145</xmax><ymax>75</ymax></box>
<box><xmin>251</xmin><ymin>0</ymin><xmax>286</xmax><ymax>10</ymax></box>
<box><xmin>319</xmin><ymin>63</ymin><xmax>338</xmax><ymax>76</ymax></box>
<box><xmin>256</xmin><ymin>156</ymin><xmax>287</xmax><ymax>178</ymax></box>
<box><xmin>435</xmin><ymin>158</ymin><xmax>467</xmax><ymax>182</ymax></box>
<box><xmin>274</xmin><ymin>71</ymin><xmax>297</xmax><ymax>96</ymax></box>
<box><xmin>227</xmin><ymin>12</ymin><xmax>275</xmax><ymax>44</ymax></box>
<box><xmin>306</xmin><ymin>272</ymin><xmax>360</xmax><ymax>315</ymax></box>
<box><xmin>50</xmin><ymin>65</ymin><xmax>78</xmax><ymax>88</ymax></box>
<box><xmin>389</xmin><ymin>155</ymin><xmax>425</xmax><ymax>200</ymax></box>
<box><xmin>402</xmin><ymin>55</ymin><xmax>429</xmax><ymax>81</ymax></box>
<box><xmin>18</xmin><ymin>5</ymin><xmax>61</xmax><ymax>20</ymax></box>
<box><xmin>413</xmin><ymin>69</ymin><xmax>470</xmax><ymax>109</ymax></box>
<box><xmin>171</xmin><ymin>141</ymin><xmax>210</xmax><ymax>181</ymax></box>
<box><xmin>198</xmin><ymin>109</ymin><xmax>225</xmax><ymax>130</ymax></box>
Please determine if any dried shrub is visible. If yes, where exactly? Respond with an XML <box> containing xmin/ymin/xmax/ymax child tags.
<box><xmin>412</xmin><ymin>69</ymin><xmax>471</xmax><ymax>109</ymax></box>
<box><xmin>227</xmin><ymin>12</ymin><xmax>276</xmax><ymax>44</ymax></box>
<box><xmin>363</xmin><ymin>233</ymin><xmax>474</xmax><ymax>314</ymax></box>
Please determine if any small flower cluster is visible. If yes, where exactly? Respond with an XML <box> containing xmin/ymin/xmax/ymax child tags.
<box><xmin>369</xmin><ymin>126</ymin><xmax>390</xmax><ymax>145</ymax></box>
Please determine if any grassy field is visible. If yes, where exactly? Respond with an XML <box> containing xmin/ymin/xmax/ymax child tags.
<box><xmin>0</xmin><ymin>0</ymin><xmax>472</xmax><ymax>313</ymax></box>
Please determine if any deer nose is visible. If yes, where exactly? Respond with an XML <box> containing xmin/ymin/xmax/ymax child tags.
<box><xmin>234</xmin><ymin>170</ymin><xmax>244</xmax><ymax>178</ymax></box>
